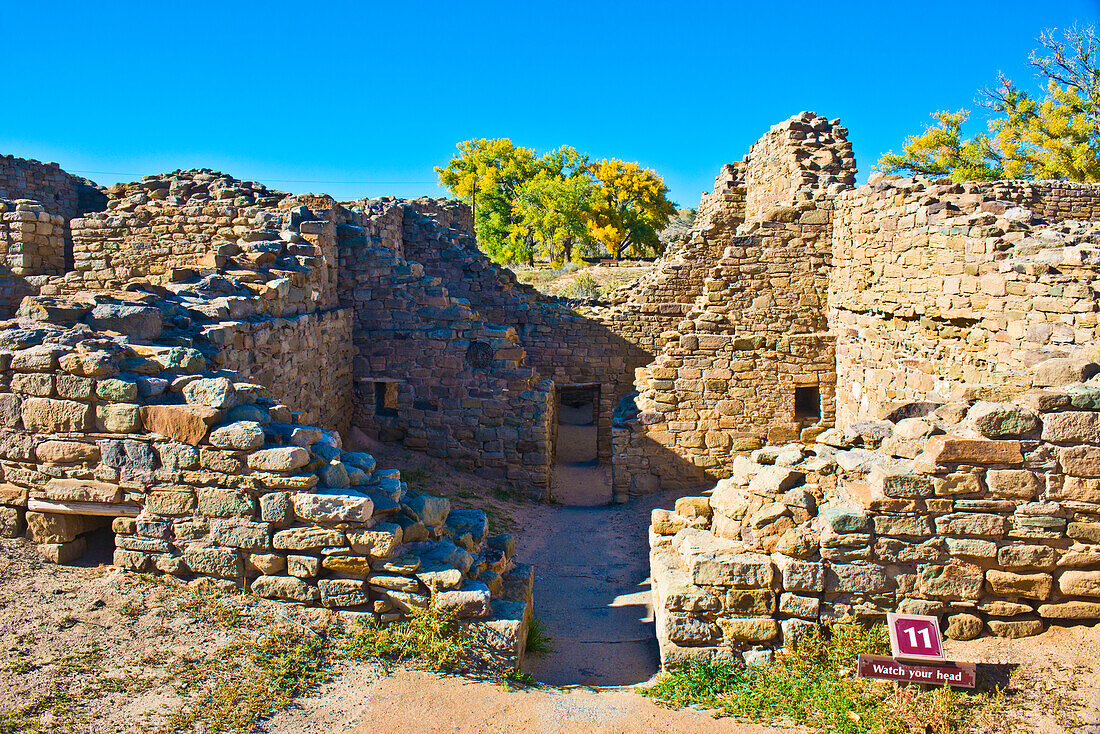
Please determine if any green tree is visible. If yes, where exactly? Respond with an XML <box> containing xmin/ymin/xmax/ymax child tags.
<box><xmin>586</xmin><ymin>159</ymin><xmax>677</xmax><ymax>259</ymax></box>
<box><xmin>435</xmin><ymin>139</ymin><xmax>539</xmax><ymax>264</ymax></box>
<box><xmin>512</xmin><ymin>146</ymin><xmax>594</xmax><ymax>265</ymax></box>
<box><xmin>880</xmin><ymin>25</ymin><xmax>1100</xmax><ymax>182</ymax></box>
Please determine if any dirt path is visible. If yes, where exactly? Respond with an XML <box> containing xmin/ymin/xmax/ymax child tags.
<box><xmin>520</xmin><ymin>491</ymin><xmax>683</xmax><ymax>686</ymax></box>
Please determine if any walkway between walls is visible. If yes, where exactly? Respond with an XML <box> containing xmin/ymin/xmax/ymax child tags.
<box><xmin>521</xmin><ymin>490</ymin><xmax>687</xmax><ymax>687</ymax></box>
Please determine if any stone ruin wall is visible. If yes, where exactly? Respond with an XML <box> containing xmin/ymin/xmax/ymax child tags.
<box><xmin>831</xmin><ymin>178</ymin><xmax>1100</xmax><ymax>425</ymax></box>
<box><xmin>613</xmin><ymin>113</ymin><xmax>855</xmax><ymax>494</ymax></box>
<box><xmin>649</xmin><ymin>371</ymin><xmax>1100</xmax><ymax>663</ymax></box>
<box><xmin>336</xmin><ymin>198</ymin><xmax>554</xmax><ymax>490</ymax></box>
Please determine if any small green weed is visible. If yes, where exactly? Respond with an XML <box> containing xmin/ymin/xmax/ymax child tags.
<box><xmin>525</xmin><ymin>616</ymin><xmax>553</xmax><ymax>658</ymax></box>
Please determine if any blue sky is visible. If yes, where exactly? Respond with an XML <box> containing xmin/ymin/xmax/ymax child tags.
<box><xmin>2</xmin><ymin>1</ymin><xmax>1098</xmax><ymax>207</ymax></box>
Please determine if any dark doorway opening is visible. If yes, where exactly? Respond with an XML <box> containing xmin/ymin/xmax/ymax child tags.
<box><xmin>795</xmin><ymin>385</ymin><xmax>821</xmax><ymax>422</ymax></box>
<box><xmin>552</xmin><ymin>384</ymin><xmax>610</xmax><ymax>505</ymax></box>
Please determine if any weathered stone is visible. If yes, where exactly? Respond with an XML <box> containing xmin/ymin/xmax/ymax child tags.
<box><xmin>183</xmin><ymin>546</ymin><xmax>243</xmax><ymax>578</ymax></box>
<box><xmin>435</xmin><ymin>580</ymin><xmax>492</xmax><ymax>619</ymax></box>
<box><xmin>967</xmin><ymin>402</ymin><xmax>1039</xmax><ymax>438</ymax></box>
<box><xmin>183</xmin><ymin>377</ymin><xmax>239</xmax><ymax>409</ymax></box>
<box><xmin>1059</xmin><ymin>570</ymin><xmax>1100</xmax><ymax>597</ymax></box>
<box><xmin>247</xmin><ymin>447</ymin><xmax>310</xmax><ymax>472</ymax></box>
<box><xmin>210</xmin><ymin>518</ymin><xmax>271</xmax><ymax>550</ymax></box>
<box><xmin>95</xmin><ymin>378</ymin><xmax>138</xmax><ymax>403</ymax></box>
<box><xmin>402</xmin><ymin>492</ymin><xmax>451</xmax><ymax>527</ymax></box>
<box><xmin>196</xmin><ymin>488</ymin><xmax>255</xmax><ymax>518</ymax></box>
<box><xmin>1042</xmin><ymin>411</ymin><xmax>1100</xmax><ymax>443</ymax></box>
<box><xmin>917</xmin><ymin>562</ymin><xmax>984</xmax><ymax>600</ymax></box>
<box><xmin>920</xmin><ymin>436</ymin><xmax>1023</xmax><ymax>466</ymax></box>
<box><xmin>208</xmin><ymin>421</ymin><xmax>265</xmax><ymax>450</ymax></box>
<box><xmin>40</xmin><ymin>478</ymin><xmax>121</xmax><ymax>503</ymax></box>
<box><xmin>293</xmin><ymin>491</ymin><xmax>373</xmax><ymax>524</ymax></box>
<box><xmin>985</xmin><ymin>469</ymin><xmax>1040</xmax><ymax>499</ymax></box>
<box><xmin>1068</xmin><ymin>522</ymin><xmax>1100</xmax><ymax>543</ymax></box>
<box><xmin>717</xmin><ymin>616</ymin><xmax>779</xmax><ymax>642</ymax></box>
<box><xmin>934</xmin><ymin>512</ymin><xmax>1008</xmax><ymax>537</ymax></box>
<box><xmin>1037</xmin><ymin>601</ymin><xmax>1100</xmax><ymax>618</ymax></box>
<box><xmin>35</xmin><ymin>440</ymin><xmax>99</xmax><ymax>465</ymax></box>
<box><xmin>826</xmin><ymin>562</ymin><xmax>887</xmax><ymax>593</ymax></box>
<box><xmin>986</xmin><ymin>618</ymin><xmax>1044</xmax><ymax>638</ymax></box>
<box><xmin>273</xmin><ymin>527</ymin><xmax>346</xmax><ymax>551</ymax></box>
<box><xmin>259</xmin><ymin>491</ymin><xmax>293</xmax><ymax>526</ymax></box>
<box><xmin>21</xmin><ymin>397</ymin><xmax>90</xmax><ymax>433</ymax></box>
<box><xmin>985</xmin><ymin>570</ymin><xmax>1053</xmax><ymax>600</ymax></box>
<box><xmin>778</xmin><ymin>592</ymin><xmax>819</xmax><ymax>618</ymax></box>
<box><xmin>252</xmin><ymin>575</ymin><xmax>319</xmax><ymax>602</ymax></box>
<box><xmin>287</xmin><ymin>555</ymin><xmax>320</xmax><ymax>578</ymax></box>
<box><xmin>821</xmin><ymin>507</ymin><xmax>871</xmax><ymax>533</ymax></box>
<box><xmin>139</xmin><ymin>404</ymin><xmax>220</xmax><ymax>446</ymax></box>
<box><xmin>997</xmin><ymin>545</ymin><xmax>1056</xmax><ymax>568</ymax></box>
<box><xmin>1057</xmin><ymin>445</ymin><xmax>1100</xmax><ymax>477</ymax></box>
<box><xmin>96</xmin><ymin>403</ymin><xmax>141</xmax><ymax>432</ymax></box>
<box><xmin>319</xmin><ymin>578</ymin><xmax>369</xmax><ymax>608</ymax></box>
<box><xmin>26</xmin><ymin>512</ymin><xmax>96</xmax><ymax>544</ymax></box>
<box><xmin>348</xmin><ymin>522</ymin><xmax>403</xmax><ymax>557</ymax></box>
<box><xmin>146</xmin><ymin>490</ymin><xmax>196</xmax><ymax>515</ymax></box>
<box><xmin>1032</xmin><ymin>357</ymin><xmax>1100</xmax><ymax>387</ymax></box>
<box><xmin>933</xmin><ymin>471</ymin><xmax>982</xmax><ymax>496</ymax></box>
<box><xmin>944</xmin><ymin>613</ymin><xmax>982</xmax><ymax>640</ymax></box>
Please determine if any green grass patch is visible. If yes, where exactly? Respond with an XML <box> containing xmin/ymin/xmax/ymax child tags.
<box><xmin>642</xmin><ymin>623</ymin><xmax>1005</xmax><ymax>734</ymax></box>
<box><xmin>343</xmin><ymin>603</ymin><xmax>472</xmax><ymax>672</ymax></box>
<box><xmin>525</xmin><ymin>616</ymin><xmax>553</xmax><ymax>657</ymax></box>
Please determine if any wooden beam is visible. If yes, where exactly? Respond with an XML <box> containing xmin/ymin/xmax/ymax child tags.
<box><xmin>27</xmin><ymin>499</ymin><xmax>140</xmax><ymax>517</ymax></box>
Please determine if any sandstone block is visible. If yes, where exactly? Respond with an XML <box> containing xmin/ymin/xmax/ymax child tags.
<box><xmin>664</xmin><ymin>615</ymin><xmax>721</xmax><ymax>645</ymax></box>
<box><xmin>1041</xmin><ymin>411</ymin><xmax>1100</xmax><ymax>443</ymax></box>
<box><xmin>208</xmin><ymin>421</ymin><xmax>265</xmax><ymax>450</ymax></box>
<box><xmin>196</xmin><ymin>488</ymin><xmax>255</xmax><ymax>518</ymax></box>
<box><xmin>435</xmin><ymin>580</ymin><xmax>492</xmax><ymax>619</ymax></box>
<box><xmin>827</xmin><ymin>562</ymin><xmax>886</xmax><ymax>593</ymax></box>
<box><xmin>252</xmin><ymin>575</ymin><xmax>319</xmax><ymax>602</ymax></box>
<box><xmin>718</xmin><ymin>617</ymin><xmax>779</xmax><ymax>643</ymax></box>
<box><xmin>1037</xmin><ymin>601</ymin><xmax>1100</xmax><ymax>618</ymax></box>
<box><xmin>773</xmin><ymin>554</ymin><xmax>825</xmax><ymax>592</ymax></box>
<box><xmin>293</xmin><ymin>491</ymin><xmax>374</xmax><ymax>524</ymax></box>
<box><xmin>183</xmin><ymin>546</ymin><xmax>243</xmax><ymax>578</ymax></box>
<box><xmin>996</xmin><ymin>545</ymin><xmax>1056</xmax><ymax>568</ymax></box>
<box><xmin>1059</xmin><ymin>570</ymin><xmax>1100</xmax><ymax>597</ymax></box>
<box><xmin>96</xmin><ymin>403</ymin><xmax>141</xmax><ymax>433</ymax></box>
<box><xmin>934</xmin><ymin>512</ymin><xmax>1008</xmax><ymax>537</ymax></box>
<box><xmin>348</xmin><ymin>522</ymin><xmax>403</xmax><ymax>557</ymax></box>
<box><xmin>985</xmin><ymin>570</ymin><xmax>1053</xmax><ymax>600</ymax></box>
<box><xmin>183</xmin><ymin>377</ymin><xmax>239</xmax><ymax>409</ymax></box>
<box><xmin>41</xmin><ymin>478</ymin><xmax>121</xmax><ymax>503</ymax></box>
<box><xmin>248</xmin><ymin>447</ymin><xmax>310</xmax><ymax>472</ymax></box>
<box><xmin>1058</xmin><ymin>446</ymin><xmax>1100</xmax><ymax>477</ymax></box>
<box><xmin>1068</xmin><ymin>522</ymin><xmax>1100</xmax><ymax>544</ymax></box>
<box><xmin>920</xmin><ymin>436</ymin><xmax>1023</xmax><ymax>466</ymax></box>
<box><xmin>146</xmin><ymin>490</ymin><xmax>196</xmax><ymax>515</ymax></box>
<box><xmin>967</xmin><ymin>402</ymin><xmax>1039</xmax><ymax>438</ymax></box>
<box><xmin>21</xmin><ymin>398</ymin><xmax>90</xmax><ymax>433</ymax></box>
<box><xmin>319</xmin><ymin>578</ymin><xmax>369</xmax><ymax>608</ymax></box>
<box><xmin>210</xmin><ymin>518</ymin><xmax>271</xmax><ymax>550</ymax></box>
<box><xmin>36</xmin><ymin>440</ymin><xmax>99</xmax><ymax>465</ymax></box>
<box><xmin>986</xmin><ymin>618</ymin><xmax>1044</xmax><ymax>638</ymax></box>
<box><xmin>273</xmin><ymin>526</ymin><xmax>346</xmax><ymax>551</ymax></box>
<box><xmin>139</xmin><ymin>404</ymin><xmax>220</xmax><ymax>446</ymax></box>
<box><xmin>944</xmin><ymin>613</ymin><xmax>982</xmax><ymax>641</ymax></box>
<box><xmin>985</xmin><ymin>470</ymin><xmax>1040</xmax><ymax>499</ymax></box>
<box><xmin>918</xmin><ymin>562</ymin><xmax>984</xmax><ymax>600</ymax></box>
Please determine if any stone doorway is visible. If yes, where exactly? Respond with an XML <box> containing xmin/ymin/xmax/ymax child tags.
<box><xmin>551</xmin><ymin>384</ymin><xmax>611</xmax><ymax>505</ymax></box>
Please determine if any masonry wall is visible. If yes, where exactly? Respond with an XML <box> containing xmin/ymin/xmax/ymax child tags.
<box><xmin>613</xmin><ymin>112</ymin><xmax>854</xmax><ymax>494</ymax></box>
<box><xmin>336</xmin><ymin>200</ymin><xmax>554</xmax><ymax>493</ymax></box>
<box><xmin>0</xmin><ymin>155</ymin><xmax>105</xmax><ymax>224</ymax></box>
<box><xmin>830</xmin><ymin>177</ymin><xmax>1100</xmax><ymax>424</ymax></box>
<box><xmin>649</xmin><ymin>379</ymin><xmax>1100</xmax><ymax>664</ymax></box>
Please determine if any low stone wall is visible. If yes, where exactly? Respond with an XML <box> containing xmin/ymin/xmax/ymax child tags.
<box><xmin>0</xmin><ymin>319</ymin><xmax>533</xmax><ymax>666</ymax></box>
<box><xmin>649</xmin><ymin>367</ymin><xmax>1100</xmax><ymax>666</ymax></box>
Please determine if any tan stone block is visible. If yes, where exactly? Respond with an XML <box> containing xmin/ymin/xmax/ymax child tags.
<box><xmin>718</xmin><ymin>616</ymin><xmax>779</xmax><ymax>642</ymax></box>
<box><xmin>725</xmin><ymin>589</ymin><xmax>775</xmax><ymax>615</ymax></box>
<box><xmin>985</xmin><ymin>570</ymin><xmax>1053</xmax><ymax>600</ymax></box>
<box><xmin>986</xmin><ymin>618</ymin><xmax>1044</xmax><ymax>638</ymax></box>
<box><xmin>26</xmin><ymin>512</ymin><xmax>95</xmax><ymax>544</ymax></box>
<box><xmin>1038</xmin><ymin>601</ymin><xmax>1100</xmax><ymax>618</ymax></box>
<box><xmin>139</xmin><ymin>404</ymin><xmax>221</xmax><ymax>446</ymax></box>
<box><xmin>1059</xmin><ymin>570</ymin><xmax>1100</xmax><ymax>597</ymax></box>
<box><xmin>985</xmin><ymin>470</ymin><xmax>1040</xmax><ymax>499</ymax></box>
<box><xmin>35</xmin><ymin>440</ymin><xmax>100</xmax><ymax>464</ymax></box>
<box><xmin>944</xmin><ymin>613</ymin><xmax>982</xmax><ymax>640</ymax></box>
<box><xmin>1048</xmin><ymin>476</ymin><xmax>1100</xmax><ymax>502</ymax></box>
<box><xmin>38</xmin><ymin>537</ymin><xmax>88</xmax><ymax>564</ymax></box>
<box><xmin>21</xmin><ymin>397</ymin><xmax>90</xmax><ymax>433</ymax></box>
<box><xmin>145</xmin><ymin>490</ymin><xmax>197</xmax><ymax>515</ymax></box>
<box><xmin>41</xmin><ymin>478</ymin><xmax>121</xmax><ymax>503</ymax></box>
<box><xmin>96</xmin><ymin>403</ymin><xmax>141</xmax><ymax>433</ymax></box>
<box><xmin>919</xmin><ymin>436</ymin><xmax>1023</xmax><ymax>466</ymax></box>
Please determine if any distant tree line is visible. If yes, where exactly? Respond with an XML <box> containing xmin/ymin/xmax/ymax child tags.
<box><xmin>880</xmin><ymin>25</ymin><xmax>1100</xmax><ymax>182</ymax></box>
<box><xmin>436</xmin><ymin>140</ymin><xmax>676</xmax><ymax>266</ymax></box>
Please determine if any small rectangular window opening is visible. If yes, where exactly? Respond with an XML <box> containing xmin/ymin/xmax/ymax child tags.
<box><xmin>795</xmin><ymin>386</ymin><xmax>821</xmax><ymax>421</ymax></box>
<box><xmin>374</xmin><ymin>381</ymin><xmax>398</xmax><ymax>417</ymax></box>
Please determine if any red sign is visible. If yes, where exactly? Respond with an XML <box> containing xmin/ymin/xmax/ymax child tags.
<box><xmin>857</xmin><ymin>655</ymin><xmax>976</xmax><ymax>689</ymax></box>
<box><xmin>887</xmin><ymin>612</ymin><xmax>944</xmax><ymax>662</ymax></box>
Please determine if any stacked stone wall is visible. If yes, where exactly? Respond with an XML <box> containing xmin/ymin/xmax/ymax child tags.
<box><xmin>336</xmin><ymin>200</ymin><xmax>554</xmax><ymax>494</ymax></box>
<box><xmin>0</xmin><ymin>155</ymin><xmax>105</xmax><ymax>224</ymax></box>
<box><xmin>614</xmin><ymin>113</ymin><xmax>853</xmax><ymax>494</ymax></box>
<box><xmin>649</xmin><ymin>379</ymin><xmax>1100</xmax><ymax>664</ymax></box>
<box><xmin>831</xmin><ymin>177</ymin><xmax>1100</xmax><ymax>424</ymax></box>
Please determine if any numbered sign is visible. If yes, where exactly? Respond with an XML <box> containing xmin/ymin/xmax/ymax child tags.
<box><xmin>886</xmin><ymin>612</ymin><xmax>944</xmax><ymax>663</ymax></box>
